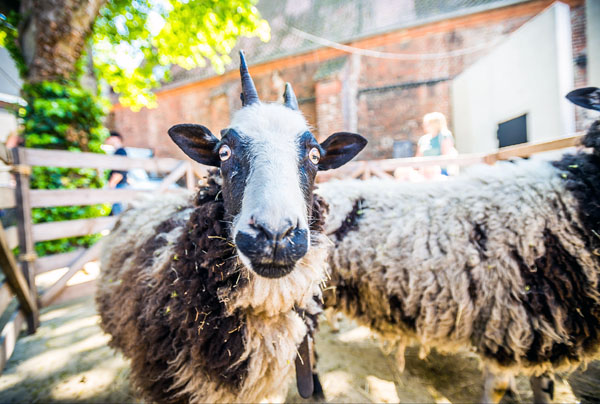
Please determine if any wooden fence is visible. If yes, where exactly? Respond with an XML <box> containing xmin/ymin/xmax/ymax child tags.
<box><xmin>316</xmin><ymin>134</ymin><xmax>584</xmax><ymax>182</ymax></box>
<box><xmin>0</xmin><ymin>132</ymin><xmax>585</xmax><ymax>374</ymax></box>
<box><xmin>0</xmin><ymin>146</ymin><xmax>204</xmax><ymax>374</ymax></box>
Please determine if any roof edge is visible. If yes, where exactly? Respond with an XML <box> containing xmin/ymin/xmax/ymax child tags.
<box><xmin>154</xmin><ymin>0</ymin><xmax>535</xmax><ymax>95</ymax></box>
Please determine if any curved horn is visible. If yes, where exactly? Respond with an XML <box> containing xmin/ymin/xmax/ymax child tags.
<box><xmin>239</xmin><ymin>50</ymin><xmax>259</xmax><ymax>106</ymax></box>
<box><xmin>283</xmin><ymin>82</ymin><xmax>299</xmax><ymax>110</ymax></box>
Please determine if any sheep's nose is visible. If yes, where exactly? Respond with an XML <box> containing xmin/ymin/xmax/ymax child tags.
<box><xmin>236</xmin><ymin>217</ymin><xmax>309</xmax><ymax>278</ymax></box>
<box><xmin>249</xmin><ymin>217</ymin><xmax>295</xmax><ymax>241</ymax></box>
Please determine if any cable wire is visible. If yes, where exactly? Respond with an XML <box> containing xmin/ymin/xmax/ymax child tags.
<box><xmin>289</xmin><ymin>26</ymin><xmax>504</xmax><ymax>60</ymax></box>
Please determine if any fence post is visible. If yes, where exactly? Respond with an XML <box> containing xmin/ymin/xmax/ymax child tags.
<box><xmin>186</xmin><ymin>163</ymin><xmax>196</xmax><ymax>191</ymax></box>
<box><xmin>11</xmin><ymin>148</ymin><xmax>38</xmax><ymax>334</ymax></box>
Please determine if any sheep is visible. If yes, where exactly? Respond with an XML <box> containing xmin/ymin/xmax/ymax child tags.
<box><xmin>96</xmin><ymin>51</ymin><xmax>366</xmax><ymax>404</ymax></box>
<box><xmin>317</xmin><ymin>87</ymin><xmax>600</xmax><ymax>403</ymax></box>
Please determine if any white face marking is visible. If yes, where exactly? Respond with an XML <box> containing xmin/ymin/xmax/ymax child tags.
<box><xmin>229</xmin><ymin>103</ymin><xmax>311</xmax><ymax>266</ymax></box>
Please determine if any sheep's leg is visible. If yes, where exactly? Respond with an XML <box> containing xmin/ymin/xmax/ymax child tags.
<box><xmin>324</xmin><ymin>308</ymin><xmax>340</xmax><ymax>332</ymax></box>
<box><xmin>481</xmin><ymin>367</ymin><xmax>513</xmax><ymax>404</ymax></box>
<box><xmin>311</xmin><ymin>372</ymin><xmax>325</xmax><ymax>401</ymax></box>
<box><xmin>395</xmin><ymin>338</ymin><xmax>407</xmax><ymax>372</ymax></box>
<box><xmin>310</xmin><ymin>336</ymin><xmax>325</xmax><ymax>401</ymax></box>
<box><xmin>530</xmin><ymin>373</ymin><xmax>554</xmax><ymax>404</ymax></box>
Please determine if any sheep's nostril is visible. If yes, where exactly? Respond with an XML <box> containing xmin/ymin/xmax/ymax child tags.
<box><xmin>250</xmin><ymin>221</ymin><xmax>276</xmax><ymax>240</ymax></box>
<box><xmin>249</xmin><ymin>219</ymin><xmax>296</xmax><ymax>241</ymax></box>
<box><xmin>279</xmin><ymin>221</ymin><xmax>295</xmax><ymax>241</ymax></box>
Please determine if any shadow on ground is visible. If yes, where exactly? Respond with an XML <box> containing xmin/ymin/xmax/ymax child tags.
<box><xmin>0</xmin><ymin>296</ymin><xmax>582</xmax><ymax>403</ymax></box>
<box><xmin>0</xmin><ymin>297</ymin><xmax>136</xmax><ymax>403</ymax></box>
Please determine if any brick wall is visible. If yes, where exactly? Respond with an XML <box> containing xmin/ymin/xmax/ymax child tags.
<box><xmin>111</xmin><ymin>0</ymin><xmax>587</xmax><ymax>160</ymax></box>
<box><xmin>571</xmin><ymin>2</ymin><xmax>588</xmax><ymax>130</ymax></box>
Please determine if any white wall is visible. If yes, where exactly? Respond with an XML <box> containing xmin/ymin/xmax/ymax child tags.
<box><xmin>587</xmin><ymin>0</ymin><xmax>600</xmax><ymax>87</ymax></box>
<box><xmin>452</xmin><ymin>2</ymin><xmax>575</xmax><ymax>153</ymax></box>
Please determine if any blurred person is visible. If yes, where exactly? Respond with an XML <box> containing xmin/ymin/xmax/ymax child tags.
<box><xmin>105</xmin><ymin>131</ymin><xmax>128</xmax><ymax>215</ymax></box>
<box><xmin>5</xmin><ymin>131</ymin><xmax>24</xmax><ymax>148</ymax></box>
<box><xmin>415</xmin><ymin>112</ymin><xmax>458</xmax><ymax>179</ymax></box>
<box><xmin>1</xmin><ymin>131</ymin><xmax>22</xmax><ymax>188</ymax></box>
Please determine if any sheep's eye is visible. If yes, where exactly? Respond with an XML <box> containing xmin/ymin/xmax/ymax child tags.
<box><xmin>219</xmin><ymin>145</ymin><xmax>231</xmax><ymax>161</ymax></box>
<box><xmin>308</xmin><ymin>147</ymin><xmax>320</xmax><ymax>165</ymax></box>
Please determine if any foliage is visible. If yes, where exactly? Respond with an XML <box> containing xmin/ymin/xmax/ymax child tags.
<box><xmin>21</xmin><ymin>81</ymin><xmax>111</xmax><ymax>256</ymax></box>
<box><xmin>92</xmin><ymin>0</ymin><xmax>270</xmax><ymax>110</ymax></box>
<box><xmin>21</xmin><ymin>81</ymin><xmax>110</xmax><ymax>152</ymax></box>
<box><xmin>0</xmin><ymin>0</ymin><xmax>269</xmax><ymax>255</ymax></box>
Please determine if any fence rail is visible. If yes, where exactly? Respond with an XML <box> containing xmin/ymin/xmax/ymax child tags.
<box><xmin>29</xmin><ymin>188</ymin><xmax>154</xmax><ymax>208</ymax></box>
<box><xmin>32</xmin><ymin>216</ymin><xmax>118</xmax><ymax>242</ymax></box>
<box><xmin>20</xmin><ymin>148</ymin><xmax>181</xmax><ymax>173</ymax></box>
<box><xmin>317</xmin><ymin>133</ymin><xmax>584</xmax><ymax>182</ymax></box>
<box><xmin>0</xmin><ymin>133</ymin><xmax>586</xmax><ymax>374</ymax></box>
<box><xmin>0</xmin><ymin>145</ymin><xmax>203</xmax><ymax>375</ymax></box>
<box><xmin>35</xmin><ymin>249</ymin><xmax>83</xmax><ymax>275</ymax></box>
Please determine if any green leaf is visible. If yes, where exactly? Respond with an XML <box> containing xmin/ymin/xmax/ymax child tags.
<box><xmin>92</xmin><ymin>0</ymin><xmax>270</xmax><ymax>110</ymax></box>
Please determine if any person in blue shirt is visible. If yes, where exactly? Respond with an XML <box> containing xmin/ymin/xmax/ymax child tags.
<box><xmin>416</xmin><ymin>112</ymin><xmax>457</xmax><ymax>179</ymax></box>
<box><xmin>105</xmin><ymin>131</ymin><xmax>128</xmax><ymax>215</ymax></box>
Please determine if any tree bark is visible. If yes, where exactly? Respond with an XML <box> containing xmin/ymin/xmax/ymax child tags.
<box><xmin>18</xmin><ymin>0</ymin><xmax>106</xmax><ymax>82</ymax></box>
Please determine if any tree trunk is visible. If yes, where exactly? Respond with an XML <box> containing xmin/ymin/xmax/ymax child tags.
<box><xmin>18</xmin><ymin>0</ymin><xmax>106</xmax><ymax>82</ymax></box>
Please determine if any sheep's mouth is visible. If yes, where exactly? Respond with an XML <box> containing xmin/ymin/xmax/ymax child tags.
<box><xmin>235</xmin><ymin>229</ymin><xmax>308</xmax><ymax>279</ymax></box>
<box><xmin>250</xmin><ymin>263</ymin><xmax>296</xmax><ymax>279</ymax></box>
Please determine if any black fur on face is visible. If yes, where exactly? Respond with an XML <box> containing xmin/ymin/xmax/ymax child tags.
<box><xmin>217</xmin><ymin>129</ymin><xmax>252</xmax><ymax>219</ymax></box>
<box><xmin>297</xmin><ymin>130</ymin><xmax>323</xmax><ymax>216</ymax></box>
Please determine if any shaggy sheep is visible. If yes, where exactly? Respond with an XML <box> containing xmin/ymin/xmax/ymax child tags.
<box><xmin>318</xmin><ymin>88</ymin><xmax>600</xmax><ymax>403</ymax></box>
<box><xmin>96</xmin><ymin>51</ymin><xmax>366</xmax><ymax>403</ymax></box>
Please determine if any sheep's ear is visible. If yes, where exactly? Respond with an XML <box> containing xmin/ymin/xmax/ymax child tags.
<box><xmin>566</xmin><ymin>87</ymin><xmax>600</xmax><ymax>111</ymax></box>
<box><xmin>318</xmin><ymin>132</ymin><xmax>367</xmax><ymax>171</ymax></box>
<box><xmin>168</xmin><ymin>124</ymin><xmax>220</xmax><ymax>167</ymax></box>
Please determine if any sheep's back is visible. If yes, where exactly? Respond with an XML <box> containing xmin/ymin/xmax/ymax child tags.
<box><xmin>318</xmin><ymin>157</ymin><xmax>600</xmax><ymax>373</ymax></box>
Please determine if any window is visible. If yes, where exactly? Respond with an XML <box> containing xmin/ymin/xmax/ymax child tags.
<box><xmin>497</xmin><ymin>114</ymin><xmax>527</xmax><ymax>148</ymax></box>
<box><xmin>393</xmin><ymin>140</ymin><xmax>415</xmax><ymax>158</ymax></box>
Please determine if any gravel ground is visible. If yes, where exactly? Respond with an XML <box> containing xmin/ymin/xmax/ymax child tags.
<box><xmin>0</xmin><ymin>296</ymin><xmax>580</xmax><ymax>403</ymax></box>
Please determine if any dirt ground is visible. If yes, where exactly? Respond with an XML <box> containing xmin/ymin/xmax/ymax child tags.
<box><xmin>0</xmin><ymin>296</ymin><xmax>580</xmax><ymax>403</ymax></box>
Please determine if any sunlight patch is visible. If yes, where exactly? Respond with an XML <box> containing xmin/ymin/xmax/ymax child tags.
<box><xmin>366</xmin><ymin>375</ymin><xmax>400</xmax><ymax>403</ymax></box>
<box><xmin>337</xmin><ymin>325</ymin><xmax>374</xmax><ymax>343</ymax></box>
<box><xmin>51</xmin><ymin>367</ymin><xmax>120</xmax><ymax>401</ymax></box>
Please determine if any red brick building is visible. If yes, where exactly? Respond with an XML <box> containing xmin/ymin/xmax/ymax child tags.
<box><xmin>110</xmin><ymin>0</ymin><xmax>588</xmax><ymax>160</ymax></box>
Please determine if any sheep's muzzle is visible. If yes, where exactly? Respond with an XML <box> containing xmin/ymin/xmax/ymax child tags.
<box><xmin>235</xmin><ymin>226</ymin><xmax>309</xmax><ymax>278</ymax></box>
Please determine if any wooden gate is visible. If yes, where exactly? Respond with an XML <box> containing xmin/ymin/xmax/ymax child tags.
<box><xmin>0</xmin><ymin>146</ymin><xmax>202</xmax><ymax>374</ymax></box>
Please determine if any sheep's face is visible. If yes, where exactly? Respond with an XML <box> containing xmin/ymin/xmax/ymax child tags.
<box><xmin>169</xmin><ymin>52</ymin><xmax>366</xmax><ymax>279</ymax></box>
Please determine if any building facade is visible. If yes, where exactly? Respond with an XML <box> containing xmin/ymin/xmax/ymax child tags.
<box><xmin>110</xmin><ymin>0</ymin><xmax>590</xmax><ymax>160</ymax></box>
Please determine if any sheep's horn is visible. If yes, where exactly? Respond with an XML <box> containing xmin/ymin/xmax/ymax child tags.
<box><xmin>283</xmin><ymin>82</ymin><xmax>299</xmax><ymax>110</ymax></box>
<box><xmin>239</xmin><ymin>50</ymin><xmax>259</xmax><ymax>106</ymax></box>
